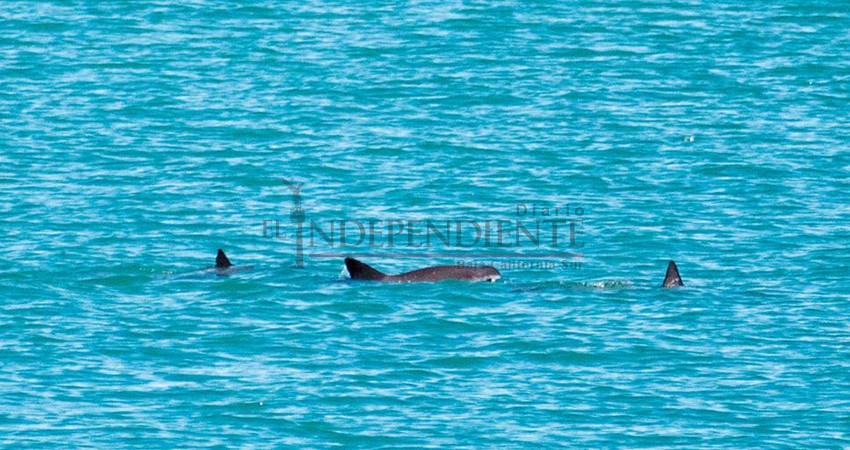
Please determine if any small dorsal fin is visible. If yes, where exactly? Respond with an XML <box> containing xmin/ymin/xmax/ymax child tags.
<box><xmin>662</xmin><ymin>260</ymin><xmax>683</xmax><ymax>288</ymax></box>
<box><xmin>216</xmin><ymin>249</ymin><xmax>233</xmax><ymax>268</ymax></box>
<box><xmin>344</xmin><ymin>257</ymin><xmax>387</xmax><ymax>281</ymax></box>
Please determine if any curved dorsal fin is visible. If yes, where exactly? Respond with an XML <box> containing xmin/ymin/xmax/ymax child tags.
<box><xmin>344</xmin><ymin>257</ymin><xmax>387</xmax><ymax>281</ymax></box>
<box><xmin>216</xmin><ymin>249</ymin><xmax>233</xmax><ymax>268</ymax></box>
<box><xmin>662</xmin><ymin>260</ymin><xmax>683</xmax><ymax>288</ymax></box>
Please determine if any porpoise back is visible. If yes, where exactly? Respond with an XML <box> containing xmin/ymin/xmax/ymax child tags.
<box><xmin>662</xmin><ymin>260</ymin><xmax>683</xmax><ymax>288</ymax></box>
<box><xmin>214</xmin><ymin>249</ymin><xmax>253</xmax><ymax>276</ymax></box>
<box><xmin>345</xmin><ymin>258</ymin><xmax>500</xmax><ymax>283</ymax></box>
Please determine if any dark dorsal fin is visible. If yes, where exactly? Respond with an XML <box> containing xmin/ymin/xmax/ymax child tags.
<box><xmin>662</xmin><ymin>260</ymin><xmax>683</xmax><ymax>288</ymax></box>
<box><xmin>344</xmin><ymin>257</ymin><xmax>387</xmax><ymax>281</ymax></box>
<box><xmin>216</xmin><ymin>249</ymin><xmax>233</xmax><ymax>268</ymax></box>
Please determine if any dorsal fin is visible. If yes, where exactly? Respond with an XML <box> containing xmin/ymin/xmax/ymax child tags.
<box><xmin>662</xmin><ymin>260</ymin><xmax>683</xmax><ymax>288</ymax></box>
<box><xmin>216</xmin><ymin>249</ymin><xmax>233</xmax><ymax>268</ymax></box>
<box><xmin>344</xmin><ymin>257</ymin><xmax>387</xmax><ymax>281</ymax></box>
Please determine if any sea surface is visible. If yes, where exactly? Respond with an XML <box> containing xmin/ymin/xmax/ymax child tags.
<box><xmin>2</xmin><ymin>1</ymin><xmax>849</xmax><ymax>448</ymax></box>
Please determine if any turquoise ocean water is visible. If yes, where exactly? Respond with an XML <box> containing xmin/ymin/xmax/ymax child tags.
<box><xmin>2</xmin><ymin>1</ymin><xmax>849</xmax><ymax>447</ymax></box>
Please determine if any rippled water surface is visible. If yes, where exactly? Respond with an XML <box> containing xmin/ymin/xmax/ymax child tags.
<box><xmin>2</xmin><ymin>1</ymin><xmax>849</xmax><ymax>447</ymax></box>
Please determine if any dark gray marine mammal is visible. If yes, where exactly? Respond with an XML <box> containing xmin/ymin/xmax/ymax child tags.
<box><xmin>662</xmin><ymin>260</ymin><xmax>683</xmax><ymax>288</ymax></box>
<box><xmin>213</xmin><ymin>249</ymin><xmax>253</xmax><ymax>276</ymax></box>
<box><xmin>345</xmin><ymin>257</ymin><xmax>501</xmax><ymax>283</ymax></box>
